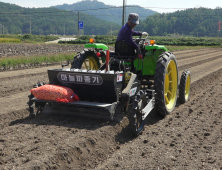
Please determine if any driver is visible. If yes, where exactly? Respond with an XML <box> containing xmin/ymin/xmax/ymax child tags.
<box><xmin>117</xmin><ymin>13</ymin><xmax>148</xmax><ymax>51</ymax></box>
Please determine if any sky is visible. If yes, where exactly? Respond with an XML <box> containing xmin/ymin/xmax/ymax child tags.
<box><xmin>1</xmin><ymin>0</ymin><xmax>221</xmax><ymax>13</ymax></box>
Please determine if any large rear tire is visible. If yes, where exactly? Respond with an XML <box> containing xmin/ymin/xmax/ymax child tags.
<box><xmin>179</xmin><ymin>69</ymin><xmax>191</xmax><ymax>103</ymax></box>
<box><xmin>71</xmin><ymin>49</ymin><xmax>100</xmax><ymax>70</ymax></box>
<box><xmin>154</xmin><ymin>52</ymin><xmax>178</xmax><ymax>116</ymax></box>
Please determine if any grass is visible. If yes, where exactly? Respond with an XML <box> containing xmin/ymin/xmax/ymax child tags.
<box><xmin>0</xmin><ymin>52</ymin><xmax>76</xmax><ymax>68</ymax></box>
<box><xmin>0</xmin><ymin>38</ymin><xmax>21</xmax><ymax>43</ymax></box>
<box><xmin>0</xmin><ymin>34</ymin><xmax>60</xmax><ymax>43</ymax></box>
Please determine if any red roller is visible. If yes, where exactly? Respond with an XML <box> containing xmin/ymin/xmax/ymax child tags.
<box><xmin>106</xmin><ymin>50</ymin><xmax>110</xmax><ymax>71</ymax></box>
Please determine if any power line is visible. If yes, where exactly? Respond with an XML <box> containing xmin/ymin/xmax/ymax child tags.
<box><xmin>1</xmin><ymin>12</ymin><xmax>221</xmax><ymax>19</ymax></box>
<box><xmin>0</xmin><ymin>5</ymin><xmax>139</xmax><ymax>15</ymax></box>
<box><xmin>1</xmin><ymin>5</ymin><xmax>218</xmax><ymax>15</ymax></box>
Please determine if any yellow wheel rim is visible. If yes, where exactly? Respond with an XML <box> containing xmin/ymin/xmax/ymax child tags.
<box><xmin>185</xmin><ymin>74</ymin><xmax>191</xmax><ymax>101</ymax></box>
<box><xmin>164</xmin><ymin>60</ymin><xmax>178</xmax><ymax>110</ymax></box>
<box><xmin>82</xmin><ymin>56</ymin><xmax>99</xmax><ymax>70</ymax></box>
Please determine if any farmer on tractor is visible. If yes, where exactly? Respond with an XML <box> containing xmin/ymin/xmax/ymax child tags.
<box><xmin>117</xmin><ymin>13</ymin><xmax>148</xmax><ymax>53</ymax></box>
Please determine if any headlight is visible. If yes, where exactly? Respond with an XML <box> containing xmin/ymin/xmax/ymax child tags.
<box><xmin>89</xmin><ymin>38</ymin><xmax>95</xmax><ymax>44</ymax></box>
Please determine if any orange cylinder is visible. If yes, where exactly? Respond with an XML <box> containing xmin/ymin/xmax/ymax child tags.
<box><xmin>106</xmin><ymin>50</ymin><xmax>110</xmax><ymax>71</ymax></box>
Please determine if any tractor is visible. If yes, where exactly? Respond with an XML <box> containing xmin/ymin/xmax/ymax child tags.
<box><xmin>28</xmin><ymin>35</ymin><xmax>191</xmax><ymax>136</ymax></box>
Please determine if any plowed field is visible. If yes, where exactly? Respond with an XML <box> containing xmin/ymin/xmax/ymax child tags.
<box><xmin>0</xmin><ymin>48</ymin><xmax>222</xmax><ymax>170</ymax></box>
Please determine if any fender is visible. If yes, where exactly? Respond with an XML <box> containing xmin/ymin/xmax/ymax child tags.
<box><xmin>85</xmin><ymin>43</ymin><xmax>109</xmax><ymax>51</ymax></box>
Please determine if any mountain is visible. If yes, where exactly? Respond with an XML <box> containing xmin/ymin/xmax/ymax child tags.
<box><xmin>0</xmin><ymin>1</ymin><xmax>221</xmax><ymax>37</ymax></box>
<box><xmin>0</xmin><ymin>1</ymin><xmax>120</xmax><ymax>35</ymax></box>
<box><xmin>136</xmin><ymin>7</ymin><xmax>222</xmax><ymax>37</ymax></box>
<box><xmin>52</xmin><ymin>0</ymin><xmax>157</xmax><ymax>25</ymax></box>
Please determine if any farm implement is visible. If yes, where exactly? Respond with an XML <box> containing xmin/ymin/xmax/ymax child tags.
<box><xmin>28</xmin><ymin>35</ymin><xmax>191</xmax><ymax>136</ymax></box>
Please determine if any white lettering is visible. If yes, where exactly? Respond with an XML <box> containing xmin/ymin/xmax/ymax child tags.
<box><xmin>84</xmin><ymin>76</ymin><xmax>91</xmax><ymax>83</ymax></box>
<box><xmin>76</xmin><ymin>75</ymin><xmax>83</xmax><ymax>82</ymax></box>
<box><xmin>69</xmin><ymin>75</ymin><xmax>75</xmax><ymax>82</ymax></box>
<box><xmin>61</xmin><ymin>74</ymin><xmax>67</xmax><ymax>81</ymax></box>
<box><xmin>92</xmin><ymin>76</ymin><xmax>99</xmax><ymax>83</ymax></box>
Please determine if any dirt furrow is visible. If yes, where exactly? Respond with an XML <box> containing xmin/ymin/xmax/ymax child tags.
<box><xmin>0</xmin><ymin>68</ymin><xmax>221</xmax><ymax>169</ymax></box>
<box><xmin>185</xmin><ymin>57</ymin><xmax>222</xmax><ymax>83</ymax></box>
<box><xmin>0</xmin><ymin>48</ymin><xmax>222</xmax><ymax>169</ymax></box>
<box><xmin>172</xmin><ymin>48</ymin><xmax>209</xmax><ymax>55</ymax></box>
<box><xmin>178</xmin><ymin>54</ymin><xmax>222</xmax><ymax>71</ymax></box>
<box><xmin>0</xmin><ymin>74</ymin><xmax>48</xmax><ymax>98</ymax></box>
<box><xmin>0</xmin><ymin>65</ymin><xmax>63</xmax><ymax>80</ymax></box>
<box><xmin>95</xmin><ymin>70</ymin><xmax>222</xmax><ymax>170</ymax></box>
<box><xmin>177</xmin><ymin>51</ymin><xmax>222</xmax><ymax>65</ymax></box>
<box><xmin>175</xmin><ymin>49</ymin><xmax>221</xmax><ymax>60</ymax></box>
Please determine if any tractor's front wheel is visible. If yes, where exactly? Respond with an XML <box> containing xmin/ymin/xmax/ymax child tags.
<box><xmin>154</xmin><ymin>52</ymin><xmax>178</xmax><ymax>116</ymax></box>
<box><xmin>130</xmin><ymin>90</ymin><xmax>147</xmax><ymax>137</ymax></box>
<box><xmin>179</xmin><ymin>69</ymin><xmax>191</xmax><ymax>103</ymax></box>
<box><xmin>71</xmin><ymin>49</ymin><xmax>100</xmax><ymax>70</ymax></box>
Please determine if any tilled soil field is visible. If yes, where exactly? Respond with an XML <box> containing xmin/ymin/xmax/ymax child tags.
<box><xmin>0</xmin><ymin>48</ymin><xmax>222</xmax><ymax>170</ymax></box>
<box><xmin>0</xmin><ymin>44</ymin><xmax>84</xmax><ymax>58</ymax></box>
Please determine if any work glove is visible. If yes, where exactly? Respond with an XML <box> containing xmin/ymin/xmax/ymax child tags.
<box><xmin>142</xmin><ymin>32</ymin><xmax>149</xmax><ymax>36</ymax></box>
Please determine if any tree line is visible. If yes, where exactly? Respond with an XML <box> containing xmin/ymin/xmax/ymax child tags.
<box><xmin>0</xmin><ymin>1</ymin><xmax>221</xmax><ymax>37</ymax></box>
<box><xmin>0</xmin><ymin>1</ymin><xmax>120</xmax><ymax>36</ymax></box>
<box><xmin>53</xmin><ymin>0</ymin><xmax>157</xmax><ymax>25</ymax></box>
<box><xmin>136</xmin><ymin>7</ymin><xmax>222</xmax><ymax>37</ymax></box>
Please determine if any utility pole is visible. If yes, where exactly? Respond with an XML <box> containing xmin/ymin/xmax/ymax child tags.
<box><xmin>64</xmin><ymin>23</ymin><xmax>65</xmax><ymax>36</ymax></box>
<box><xmin>30</xmin><ymin>15</ymin><xmax>31</xmax><ymax>34</ymax></box>
<box><xmin>122</xmin><ymin>0</ymin><xmax>125</xmax><ymax>26</ymax></box>
<box><xmin>78</xmin><ymin>11</ymin><xmax>79</xmax><ymax>36</ymax></box>
<box><xmin>2</xmin><ymin>22</ymin><xmax>4</xmax><ymax>34</ymax></box>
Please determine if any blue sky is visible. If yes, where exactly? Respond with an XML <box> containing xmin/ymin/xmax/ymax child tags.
<box><xmin>1</xmin><ymin>0</ymin><xmax>221</xmax><ymax>13</ymax></box>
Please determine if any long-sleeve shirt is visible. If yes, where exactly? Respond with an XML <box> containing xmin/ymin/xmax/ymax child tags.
<box><xmin>117</xmin><ymin>23</ymin><xmax>142</xmax><ymax>49</ymax></box>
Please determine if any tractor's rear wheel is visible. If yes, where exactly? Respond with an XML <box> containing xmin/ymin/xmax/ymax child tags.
<box><xmin>179</xmin><ymin>69</ymin><xmax>191</xmax><ymax>103</ymax></box>
<box><xmin>154</xmin><ymin>52</ymin><xmax>178</xmax><ymax>116</ymax></box>
<box><xmin>71</xmin><ymin>49</ymin><xmax>100</xmax><ymax>70</ymax></box>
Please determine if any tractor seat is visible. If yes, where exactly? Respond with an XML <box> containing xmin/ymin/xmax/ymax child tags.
<box><xmin>114</xmin><ymin>41</ymin><xmax>135</xmax><ymax>59</ymax></box>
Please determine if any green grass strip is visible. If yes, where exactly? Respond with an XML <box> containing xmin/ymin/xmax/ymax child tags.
<box><xmin>0</xmin><ymin>53</ymin><xmax>76</xmax><ymax>68</ymax></box>
<box><xmin>0</xmin><ymin>38</ymin><xmax>21</xmax><ymax>43</ymax></box>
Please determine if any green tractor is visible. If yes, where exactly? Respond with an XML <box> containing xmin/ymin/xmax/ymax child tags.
<box><xmin>28</xmin><ymin>35</ymin><xmax>191</xmax><ymax>136</ymax></box>
<box><xmin>71</xmin><ymin>36</ymin><xmax>191</xmax><ymax>115</ymax></box>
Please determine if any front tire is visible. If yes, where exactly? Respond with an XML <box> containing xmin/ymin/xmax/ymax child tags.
<box><xmin>130</xmin><ymin>90</ymin><xmax>147</xmax><ymax>137</ymax></box>
<box><xmin>71</xmin><ymin>49</ymin><xmax>100</xmax><ymax>70</ymax></box>
<box><xmin>179</xmin><ymin>69</ymin><xmax>191</xmax><ymax>103</ymax></box>
<box><xmin>154</xmin><ymin>52</ymin><xmax>178</xmax><ymax>116</ymax></box>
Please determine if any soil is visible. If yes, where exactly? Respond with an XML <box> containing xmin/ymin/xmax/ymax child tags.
<box><xmin>0</xmin><ymin>47</ymin><xmax>222</xmax><ymax>170</ymax></box>
<box><xmin>0</xmin><ymin>44</ymin><xmax>83</xmax><ymax>58</ymax></box>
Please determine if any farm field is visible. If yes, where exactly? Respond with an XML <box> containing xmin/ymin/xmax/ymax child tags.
<box><xmin>0</xmin><ymin>47</ymin><xmax>222</xmax><ymax>169</ymax></box>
